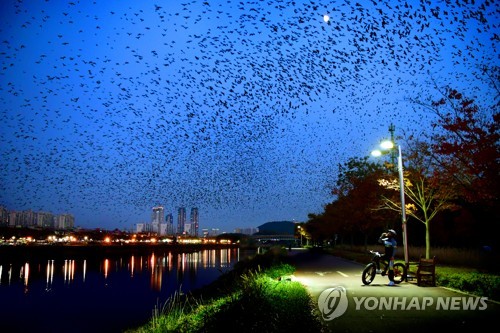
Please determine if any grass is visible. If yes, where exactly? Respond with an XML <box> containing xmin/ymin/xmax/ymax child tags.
<box><xmin>124</xmin><ymin>246</ymin><xmax>327</xmax><ymax>333</ymax></box>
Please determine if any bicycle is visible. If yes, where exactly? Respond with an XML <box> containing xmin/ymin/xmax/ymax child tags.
<box><xmin>361</xmin><ymin>250</ymin><xmax>407</xmax><ymax>285</ymax></box>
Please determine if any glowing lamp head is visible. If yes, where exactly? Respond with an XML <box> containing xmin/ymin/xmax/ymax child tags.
<box><xmin>380</xmin><ymin>140</ymin><xmax>394</xmax><ymax>149</ymax></box>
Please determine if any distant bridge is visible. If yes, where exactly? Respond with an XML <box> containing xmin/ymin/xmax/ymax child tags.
<box><xmin>251</xmin><ymin>234</ymin><xmax>297</xmax><ymax>243</ymax></box>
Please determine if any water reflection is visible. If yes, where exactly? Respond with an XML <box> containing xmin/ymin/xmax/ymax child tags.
<box><xmin>63</xmin><ymin>259</ymin><xmax>76</xmax><ymax>284</ymax></box>
<box><xmin>83</xmin><ymin>259</ymin><xmax>86</xmax><ymax>282</ymax></box>
<box><xmin>130</xmin><ymin>255</ymin><xmax>135</xmax><ymax>277</ymax></box>
<box><xmin>150</xmin><ymin>253</ymin><xmax>162</xmax><ymax>291</ymax></box>
<box><xmin>46</xmin><ymin>260</ymin><xmax>54</xmax><ymax>290</ymax></box>
<box><xmin>103</xmin><ymin>258</ymin><xmax>109</xmax><ymax>279</ymax></box>
<box><xmin>23</xmin><ymin>262</ymin><xmax>29</xmax><ymax>293</ymax></box>
<box><xmin>0</xmin><ymin>248</ymin><xmax>241</xmax><ymax>293</ymax></box>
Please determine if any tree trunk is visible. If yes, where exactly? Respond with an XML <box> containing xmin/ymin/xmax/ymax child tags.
<box><xmin>425</xmin><ymin>222</ymin><xmax>430</xmax><ymax>259</ymax></box>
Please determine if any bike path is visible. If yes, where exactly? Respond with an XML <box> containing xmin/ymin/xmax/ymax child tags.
<box><xmin>286</xmin><ymin>248</ymin><xmax>498</xmax><ymax>333</ymax></box>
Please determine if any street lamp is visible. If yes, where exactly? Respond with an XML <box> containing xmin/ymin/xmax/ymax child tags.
<box><xmin>297</xmin><ymin>226</ymin><xmax>303</xmax><ymax>247</ymax></box>
<box><xmin>372</xmin><ymin>140</ymin><xmax>409</xmax><ymax>273</ymax></box>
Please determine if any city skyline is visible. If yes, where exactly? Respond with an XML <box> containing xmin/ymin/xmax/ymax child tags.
<box><xmin>1</xmin><ymin>201</ymin><xmax>307</xmax><ymax>233</ymax></box>
<box><xmin>0</xmin><ymin>204</ymin><xmax>258</xmax><ymax>234</ymax></box>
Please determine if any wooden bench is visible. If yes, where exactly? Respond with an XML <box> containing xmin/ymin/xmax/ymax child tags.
<box><xmin>405</xmin><ymin>261</ymin><xmax>420</xmax><ymax>282</ymax></box>
<box><xmin>417</xmin><ymin>256</ymin><xmax>436</xmax><ymax>286</ymax></box>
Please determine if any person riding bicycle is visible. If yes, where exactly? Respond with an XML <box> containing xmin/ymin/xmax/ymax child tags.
<box><xmin>378</xmin><ymin>229</ymin><xmax>397</xmax><ymax>286</ymax></box>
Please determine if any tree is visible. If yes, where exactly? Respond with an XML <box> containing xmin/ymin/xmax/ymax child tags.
<box><xmin>327</xmin><ymin>157</ymin><xmax>395</xmax><ymax>247</ymax></box>
<box><xmin>304</xmin><ymin>213</ymin><xmax>329</xmax><ymax>245</ymax></box>
<box><xmin>429</xmin><ymin>88</ymin><xmax>500</xmax><ymax>206</ymax></box>
<box><xmin>412</xmin><ymin>80</ymin><xmax>500</xmax><ymax>247</ymax></box>
<box><xmin>377</xmin><ymin>140</ymin><xmax>457</xmax><ymax>259</ymax></box>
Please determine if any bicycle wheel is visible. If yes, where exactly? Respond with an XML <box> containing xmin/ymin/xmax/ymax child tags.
<box><xmin>393</xmin><ymin>263</ymin><xmax>407</xmax><ymax>284</ymax></box>
<box><xmin>362</xmin><ymin>263</ymin><xmax>376</xmax><ymax>285</ymax></box>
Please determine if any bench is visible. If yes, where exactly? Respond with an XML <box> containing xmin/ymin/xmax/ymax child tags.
<box><xmin>416</xmin><ymin>256</ymin><xmax>436</xmax><ymax>286</ymax></box>
<box><xmin>405</xmin><ymin>261</ymin><xmax>420</xmax><ymax>282</ymax></box>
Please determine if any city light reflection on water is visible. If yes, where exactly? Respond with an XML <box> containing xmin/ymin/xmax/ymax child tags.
<box><xmin>0</xmin><ymin>247</ymin><xmax>246</xmax><ymax>333</ymax></box>
<box><xmin>3</xmin><ymin>248</ymin><xmax>239</xmax><ymax>292</ymax></box>
<box><xmin>46</xmin><ymin>260</ymin><xmax>54</xmax><ymax>290</ymax></box>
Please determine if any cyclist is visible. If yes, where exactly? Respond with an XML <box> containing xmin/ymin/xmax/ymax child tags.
<box><xmin>378</xmin><ymin>229</ymin><xmax>397</xmax><ymax>286</ymax></box>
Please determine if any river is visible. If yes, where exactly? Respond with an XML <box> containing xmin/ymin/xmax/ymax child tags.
<box><xmin>0</xmin><ymin>245</ymin><xmax>250</xmax><ymax>333</ymax></box>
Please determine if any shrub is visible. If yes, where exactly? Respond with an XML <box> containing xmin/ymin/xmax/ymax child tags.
<box><xmin>437</xmin><ymin>272</ymin><xmax>500</xmax><ymax>300</ymax></box>
<box><xmin>200</xmin><ymin>268</ymin><xmax>325</xmax><ymax>332</ymax></box>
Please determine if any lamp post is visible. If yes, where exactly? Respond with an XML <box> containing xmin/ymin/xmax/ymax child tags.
<box><xmin>372</xmin><ymin>141</ymin><xmax>409</xmax><ymax>274</ymax></box>
<box><xmin>297</xmin><ymin>226</ymin><xmax>303</xmax><ymax>247</ymax></box>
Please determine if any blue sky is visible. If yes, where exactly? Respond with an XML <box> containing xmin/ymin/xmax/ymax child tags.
<box><xmin>1</xmin><ymin>0</ymin><xmax>497</xmax><ymax>232</ymax></box>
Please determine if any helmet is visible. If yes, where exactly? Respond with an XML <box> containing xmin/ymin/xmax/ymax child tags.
<box><xmin>387</xmin><ymin>229</ymin><xmax>397</xmax><ymax>236</ymax></box>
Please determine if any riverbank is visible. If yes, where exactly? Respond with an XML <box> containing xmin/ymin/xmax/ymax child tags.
<box><xmin>125</xmin><ymin>246</ymin><xmax>328</xmax><ymax>333</ymax></box>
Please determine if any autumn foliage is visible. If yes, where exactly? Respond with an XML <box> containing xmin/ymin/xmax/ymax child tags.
<box><xmin>430</xmin><ymin>88</ymin><xmax>500</xmax><ymax>206</ymax></box>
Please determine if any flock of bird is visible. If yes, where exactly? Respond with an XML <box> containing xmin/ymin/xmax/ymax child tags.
<box><xmin>0</xmin><ymin>0</ymin><xmax>498</xmax><ymax>229</ymax></box>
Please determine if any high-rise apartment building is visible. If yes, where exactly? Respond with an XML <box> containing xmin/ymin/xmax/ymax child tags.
<box><xmin>152</xmin><ymin>206</ymin><xmax>164</xmax><ymax>234</ymax></box>
<box><xmin>166</xmin><ymin>213</ymin><xmax>174</xmax><ymax>235</ymax></box>
<box><xmin>177</xmin><ymin>207</ymin><xmax>186</xmax><ymax>235</ymax></box>
<box><xmin>1</xmin><ymin>208</ymin><xmax>73</xmax><ymax>230</ymax></box>
<box><xmin>0</xmin><ymin>206</ymin><xmax>9</xmax><ymax>226</ymax></box>
<box><xmin>55</xmin><ymin>213</ymin><xmax>74</xmax><ymax>230</ymax></box>
<box><xmin>190</xmin><ymin>207</ymin><xmax>199</xmax><ymax>236</ymax></box>
<box><xmin>36</xmin><ymin>211</ymin><xmax>55</xmax><ymax>229</ymax></box>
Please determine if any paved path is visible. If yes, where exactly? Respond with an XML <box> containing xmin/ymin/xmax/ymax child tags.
<box><xmin>286</xmin><ymin>248</ymin><xmax>498</xmax><ymax>333</ymax></box>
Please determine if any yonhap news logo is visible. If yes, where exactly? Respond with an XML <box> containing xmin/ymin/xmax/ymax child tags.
<box><xmin>318</xmin><ymin>287</ymin><xmax>488</xmax><ymax>321</ymax></box>
<box><xmin>317</xmin><ymin>286</ymin><xmax>349</xmax><ymax>320</ymax></box>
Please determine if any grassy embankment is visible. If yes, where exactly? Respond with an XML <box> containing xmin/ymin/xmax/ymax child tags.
<box><xmin>126</xmin><ymin>245</ymin><xmax>499</xmax><ymax>333</ymax></box>
<box><xmin>125</xmin><ymin>246</ymin><xmax>328</xmax><ymax>333</ymax></box>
